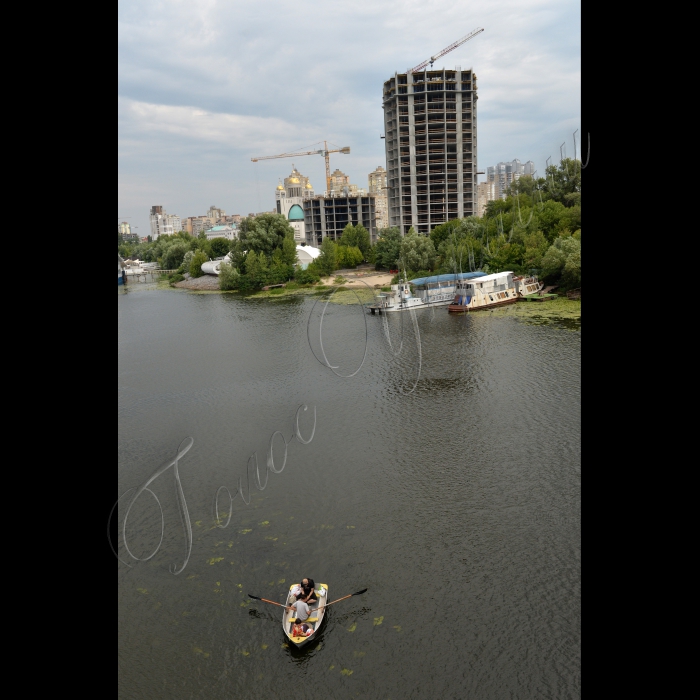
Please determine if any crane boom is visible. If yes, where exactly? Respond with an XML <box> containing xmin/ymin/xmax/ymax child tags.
<box><xmin>251</xmin><ymin>141</ymin><xmax>350</xmax><ymax>192</ymax></box>
<box><xmin>407</xmin><ymin>27</ymin><xmax>484</xmax><ymax>74</ymax></box>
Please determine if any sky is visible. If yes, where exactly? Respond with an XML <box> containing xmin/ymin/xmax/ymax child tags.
<box><xmin>118</xmin><ymin>0</ymin><xmax>581</xmax><ymax>237</ymax></box>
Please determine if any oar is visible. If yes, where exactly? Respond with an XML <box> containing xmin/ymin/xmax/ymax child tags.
<box><xmin>247</xmin><ymin>594</ymin><xmax>288</xmax><ymax>610</ymax></box>
<box><xmin>319</xmin><ymin>588</ymin><xmax>368</xmax><ymax>609</ymax></box>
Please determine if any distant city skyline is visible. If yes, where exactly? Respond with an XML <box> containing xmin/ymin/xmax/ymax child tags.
<box><xmin>119</xmin><ymin>1</ymin><xmax>580</xmax><ymax>237</ymax></box>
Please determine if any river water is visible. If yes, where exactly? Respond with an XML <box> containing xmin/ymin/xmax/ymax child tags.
<box><xmin>117</xmin><ymin>285</ymin><xmax>580</xmax><ymax>699</ymax></box>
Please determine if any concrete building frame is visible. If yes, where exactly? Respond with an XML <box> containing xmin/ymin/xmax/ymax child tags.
<box><xmin>382</xmin><ymin>68</ymin><xmax>478</xmax><ymax>235</ymax></box>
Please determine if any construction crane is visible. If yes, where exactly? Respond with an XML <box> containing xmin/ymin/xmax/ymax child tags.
<box><xmin>251</xmin><ymin>141</ymin><xmax>350</xmax><ymax>193</ymax></box>
<box><xmin>407</xmin><ymin>27</ymin><xmax>484</xmax><ymax>74</ymax></box>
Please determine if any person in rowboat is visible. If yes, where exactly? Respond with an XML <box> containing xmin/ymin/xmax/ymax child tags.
<box><xmin>287</xmin><ymin>597</ymin><xmax>311</xmax><ymax>621</ymax></box>
<box><xmin>291</xmin><ymin>618</ymin><xmax>313</xmax><ymax>637</ymax></box>
<box><xmin>295</xmin><ymin>577</ymin><xmax>318</xmax><ymax>604</ymax></box>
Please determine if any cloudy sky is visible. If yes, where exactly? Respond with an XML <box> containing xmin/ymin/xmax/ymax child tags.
<box><xmin>118</xmin><ymin>0</ymin><xmax>580</xmax><ymax>236</ymax></box>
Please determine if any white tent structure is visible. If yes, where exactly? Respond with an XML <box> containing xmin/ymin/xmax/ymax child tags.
<box><xmin>296</xmin><ymin>245</ymin><xmax>321</xmax><ymax>270</ymax></box>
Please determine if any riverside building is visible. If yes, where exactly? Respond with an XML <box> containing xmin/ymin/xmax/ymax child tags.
<box><xmin>382</xmin><ymin>68</ymin><xmax>478</xmax><ymax>235</ymax></box>
<box><xmin>303</xmin><ymin>193</ymin><xmax>377</xmax><ymax>247</ymax></box>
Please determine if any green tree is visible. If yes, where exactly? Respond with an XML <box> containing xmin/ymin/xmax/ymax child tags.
<box><xmin>316</xmin><ymin>237</ymin><xmax>338</xmax><ymax>276</ymax></box>
<box><xmin>208</xmin><ymin>237</ymin><xmax>231</xmax><ymax>258</ymax></box>
<box><xmin>399</xmin><ymin>228</ymin><xmax>436</xmax><ymax>273</ymax></box>
<box><xmin>162</xmin><ymin>243</ymin><xmax>188</xmax><ymax>270</ymax></box>
<box><xmin>281</xmin><ymin>235</ymin><xmax>298</xmax><ymax>266</ymax></box>
<box><xmin>239</xmin><ymin>213</ymin><xmax>295</xmax><ymax>257</ymax></box>
<box><xmin>338</xmin><ymin>223</ymin><xmax>371</xmax><ymax>256</ymax></box>
<box><xmin>337</xmin><ymin>245</ymin><xmax>364</xmax><ymax>269</ymax></box>
<box><xmin>374</xmin><ymin>227</ymin><xmax>402</xmax><ymax>269</ymax></box>
<box><xmin>541</xmin><ymin>236</ymin><xmax>581</xmax><ymax>286</ymax></box>
<box><xmin>189</xmin><ymin>250</ymin><xmax>208</xmax><ymax>278</ymax></box>
<box><xmin>218</xmin><ymin>262</ymin><xmax>241</xmax><ymax>290</ymax></box>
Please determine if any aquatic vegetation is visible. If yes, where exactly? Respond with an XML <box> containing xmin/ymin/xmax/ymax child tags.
<box><xmin>207</xmin><ymin>557</ymin><xmax>224</xmax><ymax>565</ymax></box>
<box><xmin>137</xmin><ymin>588</ymin><xmax>148</xmax><ymax>594</ymax></box>
<box><xmin>347</xmin><ymin>623</ymin><xmax>357</xmax><ymax>632</ymax></box>
<box><xmin>340</xmin><ymin>669</ymin><xmax>354</xmax><ymax>676</ymax></box>
<box><xmin>373</xmin><ymin>616</ymin><xmax>384</xmax><ymax>626</ymax></box>
<box><xmin>353</xmin><ymin>651</ymin><xmax>366</xmax><ymax>658</ymax></box>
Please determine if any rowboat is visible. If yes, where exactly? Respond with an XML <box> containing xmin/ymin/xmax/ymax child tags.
<box><xmin>283</xmin><ymin>583</ymin><xmax>328</xmax><ymax>648</ymax></box>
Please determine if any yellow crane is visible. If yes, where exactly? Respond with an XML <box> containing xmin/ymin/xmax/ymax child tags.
<box><xmin>251</xmin><ymin>141</ymin><xmax>350</xmax><ymax>193</ymax></box>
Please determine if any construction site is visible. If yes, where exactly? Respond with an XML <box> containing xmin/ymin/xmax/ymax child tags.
<box><xmin>250</xmin><ymin>29</ymin><xmax>484</xmax><ymax>242</ymax></box>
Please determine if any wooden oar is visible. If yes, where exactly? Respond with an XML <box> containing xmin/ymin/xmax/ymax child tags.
<box><xmin>247</xmin><ymin>594</ymin><xmax>288</xmax><ymax>610</ymax></box>
<box><xmin>319</xmin><ymin>588</ymin><xmax>368</xmax><ymax>609</ymax></box>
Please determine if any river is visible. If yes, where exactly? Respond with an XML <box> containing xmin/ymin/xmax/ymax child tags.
<box><xmin>117</xmin><ymin>284</ymin><xmax>580</xmax><ymax>699</ymax></box>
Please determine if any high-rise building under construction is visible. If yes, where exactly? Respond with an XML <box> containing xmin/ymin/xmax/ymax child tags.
<box><xmin>382</xmin><ymin>68</ymin><xmax>477</xmax><ymax>235</ymax></box>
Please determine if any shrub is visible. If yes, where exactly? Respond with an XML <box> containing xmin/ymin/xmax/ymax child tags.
<box><xmin>218</xmin><ymin>262</ymin><xmax>241</xmax><ymax>290</ymax></box>
<box><xmin>169</xmin><ymin>273</ymin><xmax>185</xmax><ymax>286</ymax></box>
<box><xmin>190</xmin><ymin>250</ymin><xmax>208</xmax><ymax>278</ymax></box>
<box><xmin>294</xmin><ymin>266</ymin><xmax>320</xmax><ymax>285</ymax></box>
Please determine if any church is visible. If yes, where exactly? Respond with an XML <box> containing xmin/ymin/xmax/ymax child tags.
<box><xmin>275</xmin><ymin>165</ymin><xmax>314</xmax><ymax>243</ymax></box>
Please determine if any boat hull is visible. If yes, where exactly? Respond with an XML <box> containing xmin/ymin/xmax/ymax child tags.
<box><xmin>448</xmin><ymin>297</ymin><xmax>518</xmax><ymax>312</ymax></box>
<box><xmin>283</xmin><ymin>583</ymin><xmax>328</xmax><ymax>648</ymax></box>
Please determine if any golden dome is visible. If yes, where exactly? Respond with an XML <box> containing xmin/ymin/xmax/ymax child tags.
<box><xmin>289</xmin><ymin>177</ymin><xmax>300</xmax><ymax>184</ymax></box>
<box><xmin>305</xmin><ymin>182</ymin><xmax>313</xmax><ymax>189</ymax></box>
<box><xmin>276</xmin><ymin>184</ymin><xmax>284</xmax><ymax>190</ymax></box>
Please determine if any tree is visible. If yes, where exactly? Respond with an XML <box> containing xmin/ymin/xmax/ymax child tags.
<box><xmin>190</xmin><ymin>250</ymin><xmax>208</xmax><ymax>278</ymax></box>
<box><xmin>399</xmin><ymin>228</ymin><xmax>436</xmax><ymax>273</ymax></box>
<box><xmin>541</xmin><ymin>236</ymin><xmax>581</xmax><ymax>285</ymax></box>
<box><xmin>208</xmin><ymin>237</ymin><xmax>230</xmax><ymax>258</ymax></box>
<box><xmin>162</xmin><ymin>243</ymin><xmax>188</xmax><ymax>270</ymax></box>
<box><xmin>338</xmin><ymin>223</ymin><xmax>371</xmax><ymax>256</ymax></box>
<box><xmin>374</xmin><ymin>227</ymin><xmax>402</xmax><ymax>269</ymax></box>
<box><xmin>218</xmin><ymin>261</ymin><xmax>241</xmax><ymax>291</ymax></box>
<box><xmin>315</xmin><ymin>237</ymin><xmax>338</xmax><ymax>276</ymax></box>
<box><xmin>281</xmin><ymin>235</ymin><xmax>298</xmax><ymax>266</ymax></box>
<box><xmin>239</xmin><ymin>213</ymin><xmax>295</xmax><ymax>257</ymax></box>
<box><xmin>337</xmin><ymin>245</ymin><xmax>364</xmax><ymax>269</ymax></box>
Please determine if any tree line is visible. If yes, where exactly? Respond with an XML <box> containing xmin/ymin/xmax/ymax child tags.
<box><xmin>117</xmin><ymin>159</ymin><xmax>581</xmax><ymax>291</ymax></box>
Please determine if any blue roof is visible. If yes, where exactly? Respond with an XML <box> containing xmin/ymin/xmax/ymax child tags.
<box><xmin>409</xmin><ymin>272</ymin><xmax>486</xmax><ymax>286</ymax></box>
<box><xmin>210</xmin><ymin>225</ymin><xmax>231</xmax><ymax>231</ymax></box>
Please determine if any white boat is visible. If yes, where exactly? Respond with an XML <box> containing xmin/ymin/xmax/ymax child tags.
<box><xmin>448</xmin><ymin>271</ymin><xmax>525</xmax><ymax>312</ymax></box>
<box><xmin>367</xmin><ymin>272</ymin><xmax>486</xmax><ymax>313</ymax></box>
<box><xmin>513</xmin><ymin>274</ymin><xmax>544</xmax><ymax>298</ymax></box>
<box><xmin>283</xmin><ymin>583</ymin><xmax>328</xmax><ymax>648</ymax></box>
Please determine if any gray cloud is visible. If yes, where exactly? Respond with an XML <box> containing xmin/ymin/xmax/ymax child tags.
<box><xmin>118</xmin><ymin>0</ymin><xmax>580</xmax><ymax>234</ymax></box>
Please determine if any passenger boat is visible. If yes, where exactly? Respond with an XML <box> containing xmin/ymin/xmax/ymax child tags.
<box><xmin>447</xmin><ymin>271</ymin><xmax>520</xmax><ymax>312</ymax></box>
<box><xmin>368</xmin><ymin>272</ymin><xmax>486</xmax><ymax>313</ymax></box>
<box><xmin>513</xmin><ymin>274</ymin><xmax>544</xmax><ymax>298</ymax></box>
<box><xmin>283</xmin><ymin>583</ymin><xmax>328</xmax><ymax>648</ymax></box>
